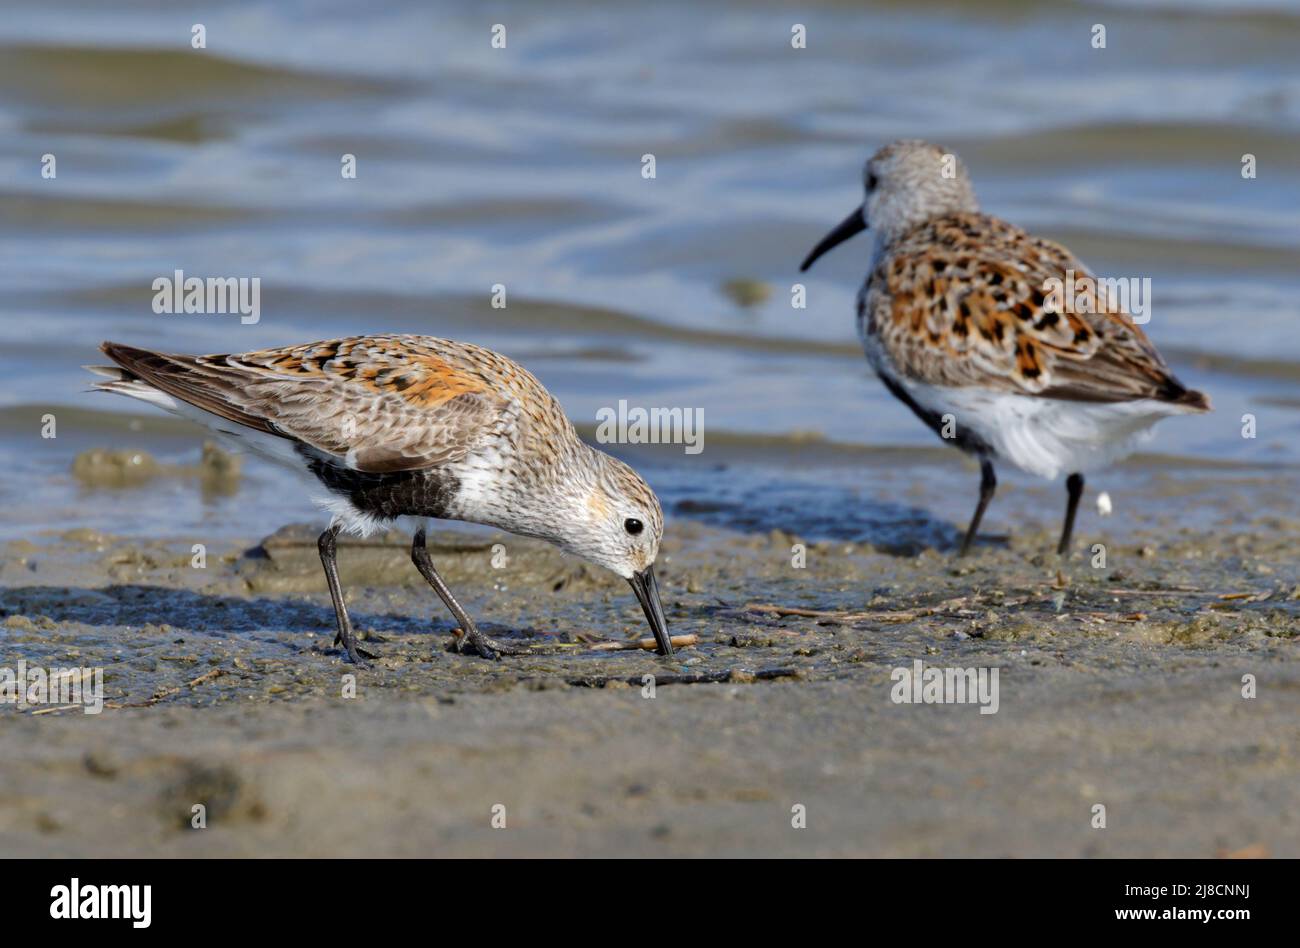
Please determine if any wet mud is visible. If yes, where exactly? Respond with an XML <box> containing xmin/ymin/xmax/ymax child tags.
<box><xmin>2</xmin><ymin>469</ymin><xmax>1297</xmax><ymax>856</ymax></box>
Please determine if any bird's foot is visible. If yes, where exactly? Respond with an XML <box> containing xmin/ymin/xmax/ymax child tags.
<box><xmin>333</xmin><ymin>632</ymin><xmax>379</xmax><ymax>663</ymax></box>
<box><xmin>335</xmin><ymin>630</ymin><xmax>386</xmax><ymax>646</ymax></box>
<box><xmin>450</xmin><ymin>627</ymin><xmax>530</xmax><ymax>660</ymax></box>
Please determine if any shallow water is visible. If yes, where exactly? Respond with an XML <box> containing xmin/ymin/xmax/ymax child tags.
<box><xmin>1</xmin><ymin>0</ymin><xmax>1297</xmax><ymax>544</ymax></box>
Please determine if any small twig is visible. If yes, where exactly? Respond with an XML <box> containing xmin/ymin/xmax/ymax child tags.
<box><xmin>743</xmin><ymin>595</ymin><xmax>972</xmax><ymax>625</ymax></box>
<box><xmin>745</xmin><ymin>604</ymin><xmax>920</xmax><ymax>624</ymax></box>
<box><xmin>565</xmin><ymin>667</ymin><xmax>802</xmax><ymax>688</ymax></box>
<box><xmin>1216</xmin><ymin>590</ymin><xmax>1273</xmax><ymax>602</ymax></box>
<box><xmin>186</xmin><ymin>668</ymin><xmax>226</xmax><ymax>688</ymax></box>
<box><xmin>118</xmin><ymin>667</ymin><xmax>228</xmax><ymax>708</ymax></box>
<box><xmin>591</xmin><ymin>633</ymin><xmax>699</xmax><ymax>652</ymax></box>
<box><xmin>1102</xmin><ymin>587</ymin><xmax>1203</xmax><ymax>597</ymax></box>
<box><xmin>1074</xmin><ymin>611</ymin><xmax>1147</xmax><ymax>622</ymax></box>
<box><xmin>746</xmin><ymin>605</ymin><xmax>841</xmax><ymax>619</ymax></box>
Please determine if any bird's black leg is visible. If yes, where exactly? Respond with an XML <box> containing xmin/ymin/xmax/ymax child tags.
<box><xmin>958</xmin><ymin>458</ymin><xmax>997</xmax><ymax>557</ymax></box>
<box><xmin>1058</xmin><ymin>472</ymin><xmax>1085</xmax><ymax>556</ymax></box>
<box><xmin>317</xmin><ymin>524</ymin><xmax>375</xmax><ymax>663</ymax></box>
<box><xmin>411</xmin><ymin>528</ymin><xmax>528</xmax><ymax>660</ymax></box>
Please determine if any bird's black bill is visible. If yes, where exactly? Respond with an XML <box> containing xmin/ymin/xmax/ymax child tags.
<box><xmin>799</xmin><ymin>206</ymin><xmax>867</xmax><ymax>272</ymax></box>
<box><xmin>628</xmin><ymin>566</ymin><xmax>672</xmax><ymax>656</ymax></box>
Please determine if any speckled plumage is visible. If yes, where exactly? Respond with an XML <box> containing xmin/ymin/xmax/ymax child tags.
<box><xmin>91</xmin><ymin>334</ymin><xmax>671</xmax><ymax>660</ymax></box>
<box><xmin>802</xmin><ymin>139</ymin><xmax>1210</xmax><ymax>555</ymax></box>
<box><xmin>859</xmin><ymin>211</ymin><xmax>1203</xmax><ymax>407</ymax></box>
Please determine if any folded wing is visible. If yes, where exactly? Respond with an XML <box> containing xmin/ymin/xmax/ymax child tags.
<box><xmin>99</xmin><ymin>335</ymin><xmax>513</xmax><ymax>473</ymax></box>
<box><xmin>864</xmin><ymin>213</ymin><xmax>1209</xmax><ymax>410</ymax></box>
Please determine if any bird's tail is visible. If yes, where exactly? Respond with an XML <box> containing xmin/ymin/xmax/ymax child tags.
<box><xmin>84</xmin><ymin>354</ymin><xmax>171</xmax><ymax>406</ymax></box>
<box><xmin>1173</xmin><ymin>388</ymin><xmax>1211</xmax><ymax>412</ymax></box>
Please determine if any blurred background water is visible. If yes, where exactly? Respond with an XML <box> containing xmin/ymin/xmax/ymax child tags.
<box><xmin>1</xmin><ymin>0</ymin><xmax>1297</xmax><ymax>546</ymax></box>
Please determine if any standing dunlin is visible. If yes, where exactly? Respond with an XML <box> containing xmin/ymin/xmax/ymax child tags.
<box><xmin>89</xmin><ymin>336</ymin><xmax>673</xmax><ymax>662</ymax></box>
<box><xmin>800</xmin><ymin>140</ymin><xmax>1210</xmax><ymax>555</ymax></box>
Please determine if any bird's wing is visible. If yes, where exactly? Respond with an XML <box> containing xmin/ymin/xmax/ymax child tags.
<box><xmin>100</xmin><ymin>335</ymin><xmax>515</xmax><ymax>473</ymax></box>
<box><xmin>862</xmin><ymin>213</ymin><xmax>1208</xmax><ymax>408</ymax></box>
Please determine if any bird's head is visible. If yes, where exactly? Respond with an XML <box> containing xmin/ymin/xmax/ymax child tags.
<box><xmin>800</xmin><ymin>139</ymin><xmax>979</xmax><ymax>271</ymax></box>
<box><xmin>560</xmin><ymin>450</ymin><xmax>671</xmax><ymax>655</ymax></box>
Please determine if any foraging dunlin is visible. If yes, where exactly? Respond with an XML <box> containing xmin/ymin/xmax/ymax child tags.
<box><xmin>90</xmin><ymin>336</ymin><xmax>672</xmax><ymax>662</ymax></box>
<box><xmin>800</xmin><ymin>140</ymin><xmax>1210</xmax><ymax>555</ymax></box>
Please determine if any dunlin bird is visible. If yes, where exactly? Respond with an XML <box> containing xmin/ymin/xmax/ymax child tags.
<box><xmin>800</xmin><ymin>140</ymin><xmax>1209</xmax><ymax>555</ymax></box>
<box><xmin>89</xmin><ymin>336</ymin><xmax>673</xmax><ymax>662</ymax></box>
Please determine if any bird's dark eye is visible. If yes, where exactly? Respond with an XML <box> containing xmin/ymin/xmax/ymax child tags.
<box><xmin>867</xmin><ymin>173</ymin><xmax>879</xmax><ymax>191</ymax></box>
<box><xmin>624</xmin><ymin>518</ymin><xmax>644</xmax><ymax>536</ymax></box>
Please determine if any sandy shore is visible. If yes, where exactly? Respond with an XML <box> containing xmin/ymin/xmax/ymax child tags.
<box><xmin>2</xmin><ymin>470</ymin><xmax>1298</xmax><ymax>857</ymax></box>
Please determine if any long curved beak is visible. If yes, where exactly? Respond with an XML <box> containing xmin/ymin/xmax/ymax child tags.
<box><xmin>799</xmin><ymin>206</ymin><xmax>867</xmax><ymax>272</ymax></box>
<box><xmin>628</xmin><ymin>566</ymin><xmax>672</xmax><ymax>656</ymax></box>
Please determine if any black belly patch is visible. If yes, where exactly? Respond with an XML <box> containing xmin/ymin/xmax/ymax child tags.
<box><xmin>298</xmin><ymin>447</ymin><xmax>459</xmax><ymax>521</ymax></box>
<box><xmin>877</xmin><ymin>372</ymin><xmax>994</xmax><ymax>458</ymax></box>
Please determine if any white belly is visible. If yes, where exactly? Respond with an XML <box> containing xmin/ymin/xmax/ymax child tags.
<box><xmin>901</xmin><ymin>381</ymin><xmax>1192</xmax><ymax>480</ymax></box>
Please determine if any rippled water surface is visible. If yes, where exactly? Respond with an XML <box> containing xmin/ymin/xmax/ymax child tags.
<box><xmin>2</xmin><ymin>0</ymin><xmax>1297</xmax><ymax>542</ymax></box>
